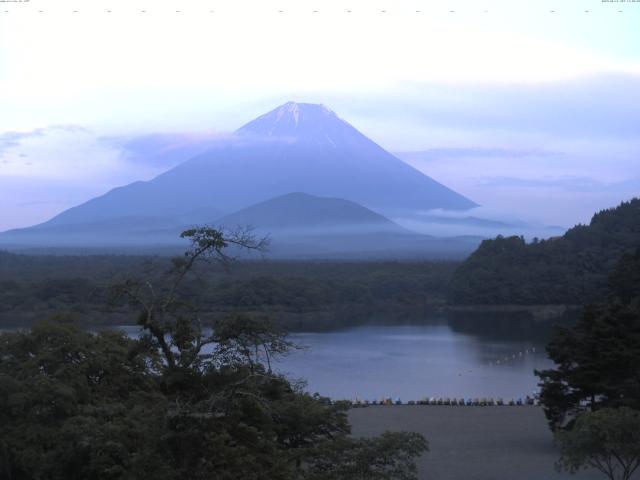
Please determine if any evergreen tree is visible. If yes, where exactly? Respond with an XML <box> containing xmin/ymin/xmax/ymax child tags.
<box><xmin>536</xmin><ymin>249</ymin><xmax>640</xmax><ymax>430</ymax></box>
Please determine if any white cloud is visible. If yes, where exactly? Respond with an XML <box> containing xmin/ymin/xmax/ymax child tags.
<box><xmin>0</xmin><ymin>128</ymin><xmax>158</xmax><ymax>182</ymax></box>
<box><xmin>0</xmin><ymin>127</ymin><xmax>168</xmax><ymax>230</ymax></box>
<box><xmin>0</xmin><ymin>0</ymin><xmax>638</xmax><ymax>230</ymax></box>
<box><xmin>1</xmin><ymin>1</ymin><xmax>639</xmax><ymax>132</ymax></box>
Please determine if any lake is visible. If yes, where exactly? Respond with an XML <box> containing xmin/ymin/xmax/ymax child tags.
<box><xmin>2</xmin><ymin>314</ymin><xmax>558</xmax><ymax>401</ymax></box>
<box><xmin>275</xmin><ymin>318</ymin><xmax>556</xmax><ymax>401</ymax></box>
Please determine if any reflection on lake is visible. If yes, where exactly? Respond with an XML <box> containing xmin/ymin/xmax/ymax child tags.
<box><xmin>275</xmin><ymin>320</ymin><xmax>555</xmax><ymax>400</ymax></box>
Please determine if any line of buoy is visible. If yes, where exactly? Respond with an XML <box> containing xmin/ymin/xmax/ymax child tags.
<box><xmin>489</xmin><ymin>347</ymin><xmax>537</xmax><ymax>366</ymax></box>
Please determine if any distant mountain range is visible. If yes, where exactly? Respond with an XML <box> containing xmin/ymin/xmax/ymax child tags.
<box><xmin>0</xmin><ymin>102</ymin><xmax>479</xmax><ymax>257</ymax></box>
<box><xmin>1</xmin><ymin>191</ymin><xmax>482</xmax><ymax>259</ymax></box>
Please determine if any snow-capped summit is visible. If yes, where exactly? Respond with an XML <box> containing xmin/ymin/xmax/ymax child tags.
<box><xmin>236</xmin><ymin>101</ymin><xmax>361</xmax><ymax>147</ymax></box>
<box><xmin>2</xmin><ymin>102</ymin><xmax>477</xmax><ymax>248</ymax></box>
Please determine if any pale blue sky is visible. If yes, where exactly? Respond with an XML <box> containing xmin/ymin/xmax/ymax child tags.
<box><xmin>1</xmin><ymin>0</ymin><xmax>639</xmax><ymax>231</ymax></box>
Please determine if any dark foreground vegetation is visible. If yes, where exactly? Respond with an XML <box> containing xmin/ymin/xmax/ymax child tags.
<box><xmin>0</xmin><ymin>319</ymin><xmax>426</xmax><ymax>480</ymax></box>
<box><xmin>0</xmin><ymin>228</ymin><xmax>427</xmax><ymax>480</ymax></box>
<box><xmin>536</xmin><ymin>248</ymin><xmax>640</xmax><ymax>480</ymax></box>
<box><xmin>449</xmin><ymin>198</ymin><xmax>640</xmax><ymax>305</ymax></box>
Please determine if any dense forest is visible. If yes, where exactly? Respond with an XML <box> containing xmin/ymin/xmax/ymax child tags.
<box><xmin>448</xmin><ymin>198</ymin><xmax>640</xmax><ymax>305</ymax></box>
<box><xmin>0</xmin><ymin>253</ymin><xmax>456</xmax><ymax>330</ymax></box>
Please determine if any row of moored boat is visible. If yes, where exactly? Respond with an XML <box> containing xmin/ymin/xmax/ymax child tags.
<box><xmin>350</xmin><ymin>396</ymin><xmax>539</xmax><ymax>407</ymax></box>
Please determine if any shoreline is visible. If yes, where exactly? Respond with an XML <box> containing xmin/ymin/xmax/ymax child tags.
<box><xmin>0</xmin><ymin>303</ymin><xmax>581</xmax><ymax>332</ymax></box>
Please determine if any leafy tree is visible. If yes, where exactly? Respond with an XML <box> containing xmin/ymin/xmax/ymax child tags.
<box><xmin>0</xmin><ymin>319</ymin><xmax>170</xmax><ymax>480</ymax></box>
<box><xmin>536</xmin><ymin>249</ymin><xmax>640</xmax><ymax>430</ymax></box>
<box><xmin>303</xmin><ymin>431</ymin><xmax>428</xmax><ymax>480</ymax></box>
<box><xmin>555</xmin><ymin>407</ymin><xmax>640</xmax><ymax>480</ymax></box>
<box><xmin>0</xmin><ymin>227</ymin><xmax>427</xmax><ymax>480</ymax></box>
<box><xmin>111</xmin><ymin>226</ymin><xmax>270</xmax><ymax>372</ymax></box>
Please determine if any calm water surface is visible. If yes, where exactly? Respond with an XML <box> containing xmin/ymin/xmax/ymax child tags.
<box><xmin>275</xmin><ymin>322</ymin><xmax>554</xmax><ymax>400</ymax></box>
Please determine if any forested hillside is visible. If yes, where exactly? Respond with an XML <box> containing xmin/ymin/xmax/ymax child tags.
<box><xmin>448</xmin><ymin>198</ymin><xmax>640</xmax><ymax>305</ymax></box>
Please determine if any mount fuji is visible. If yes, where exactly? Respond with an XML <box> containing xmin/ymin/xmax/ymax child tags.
<box><xmin>0</xmin><ymin>102</ymin><xmax>478</xmax><ymax>255</ymax></box>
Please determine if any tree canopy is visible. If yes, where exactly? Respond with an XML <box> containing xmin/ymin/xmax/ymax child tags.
<box><xmin>536</xmin><ymin>248</ymin><xmax>640</xmax><ymax>430</ymax></box>
<box><xmin>555</xmin><ymin>407</ymin><xmax>640</xmax><ymax>480</ymax></box>
<box><xmin>0</xmin><ymin>227</ymin><xmax>427</xmax><ymax>480</ymax></box>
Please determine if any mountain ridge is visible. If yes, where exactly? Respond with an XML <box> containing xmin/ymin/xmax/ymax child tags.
<box><xmin>42</xmin><ymin>101</ymin><xmax>474</xmax><ymax>226</ymax></box>
<box><xmin>1</xmin><ymin>102</ymin><xmax>477</xmax><ymax>257</ymax></box>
